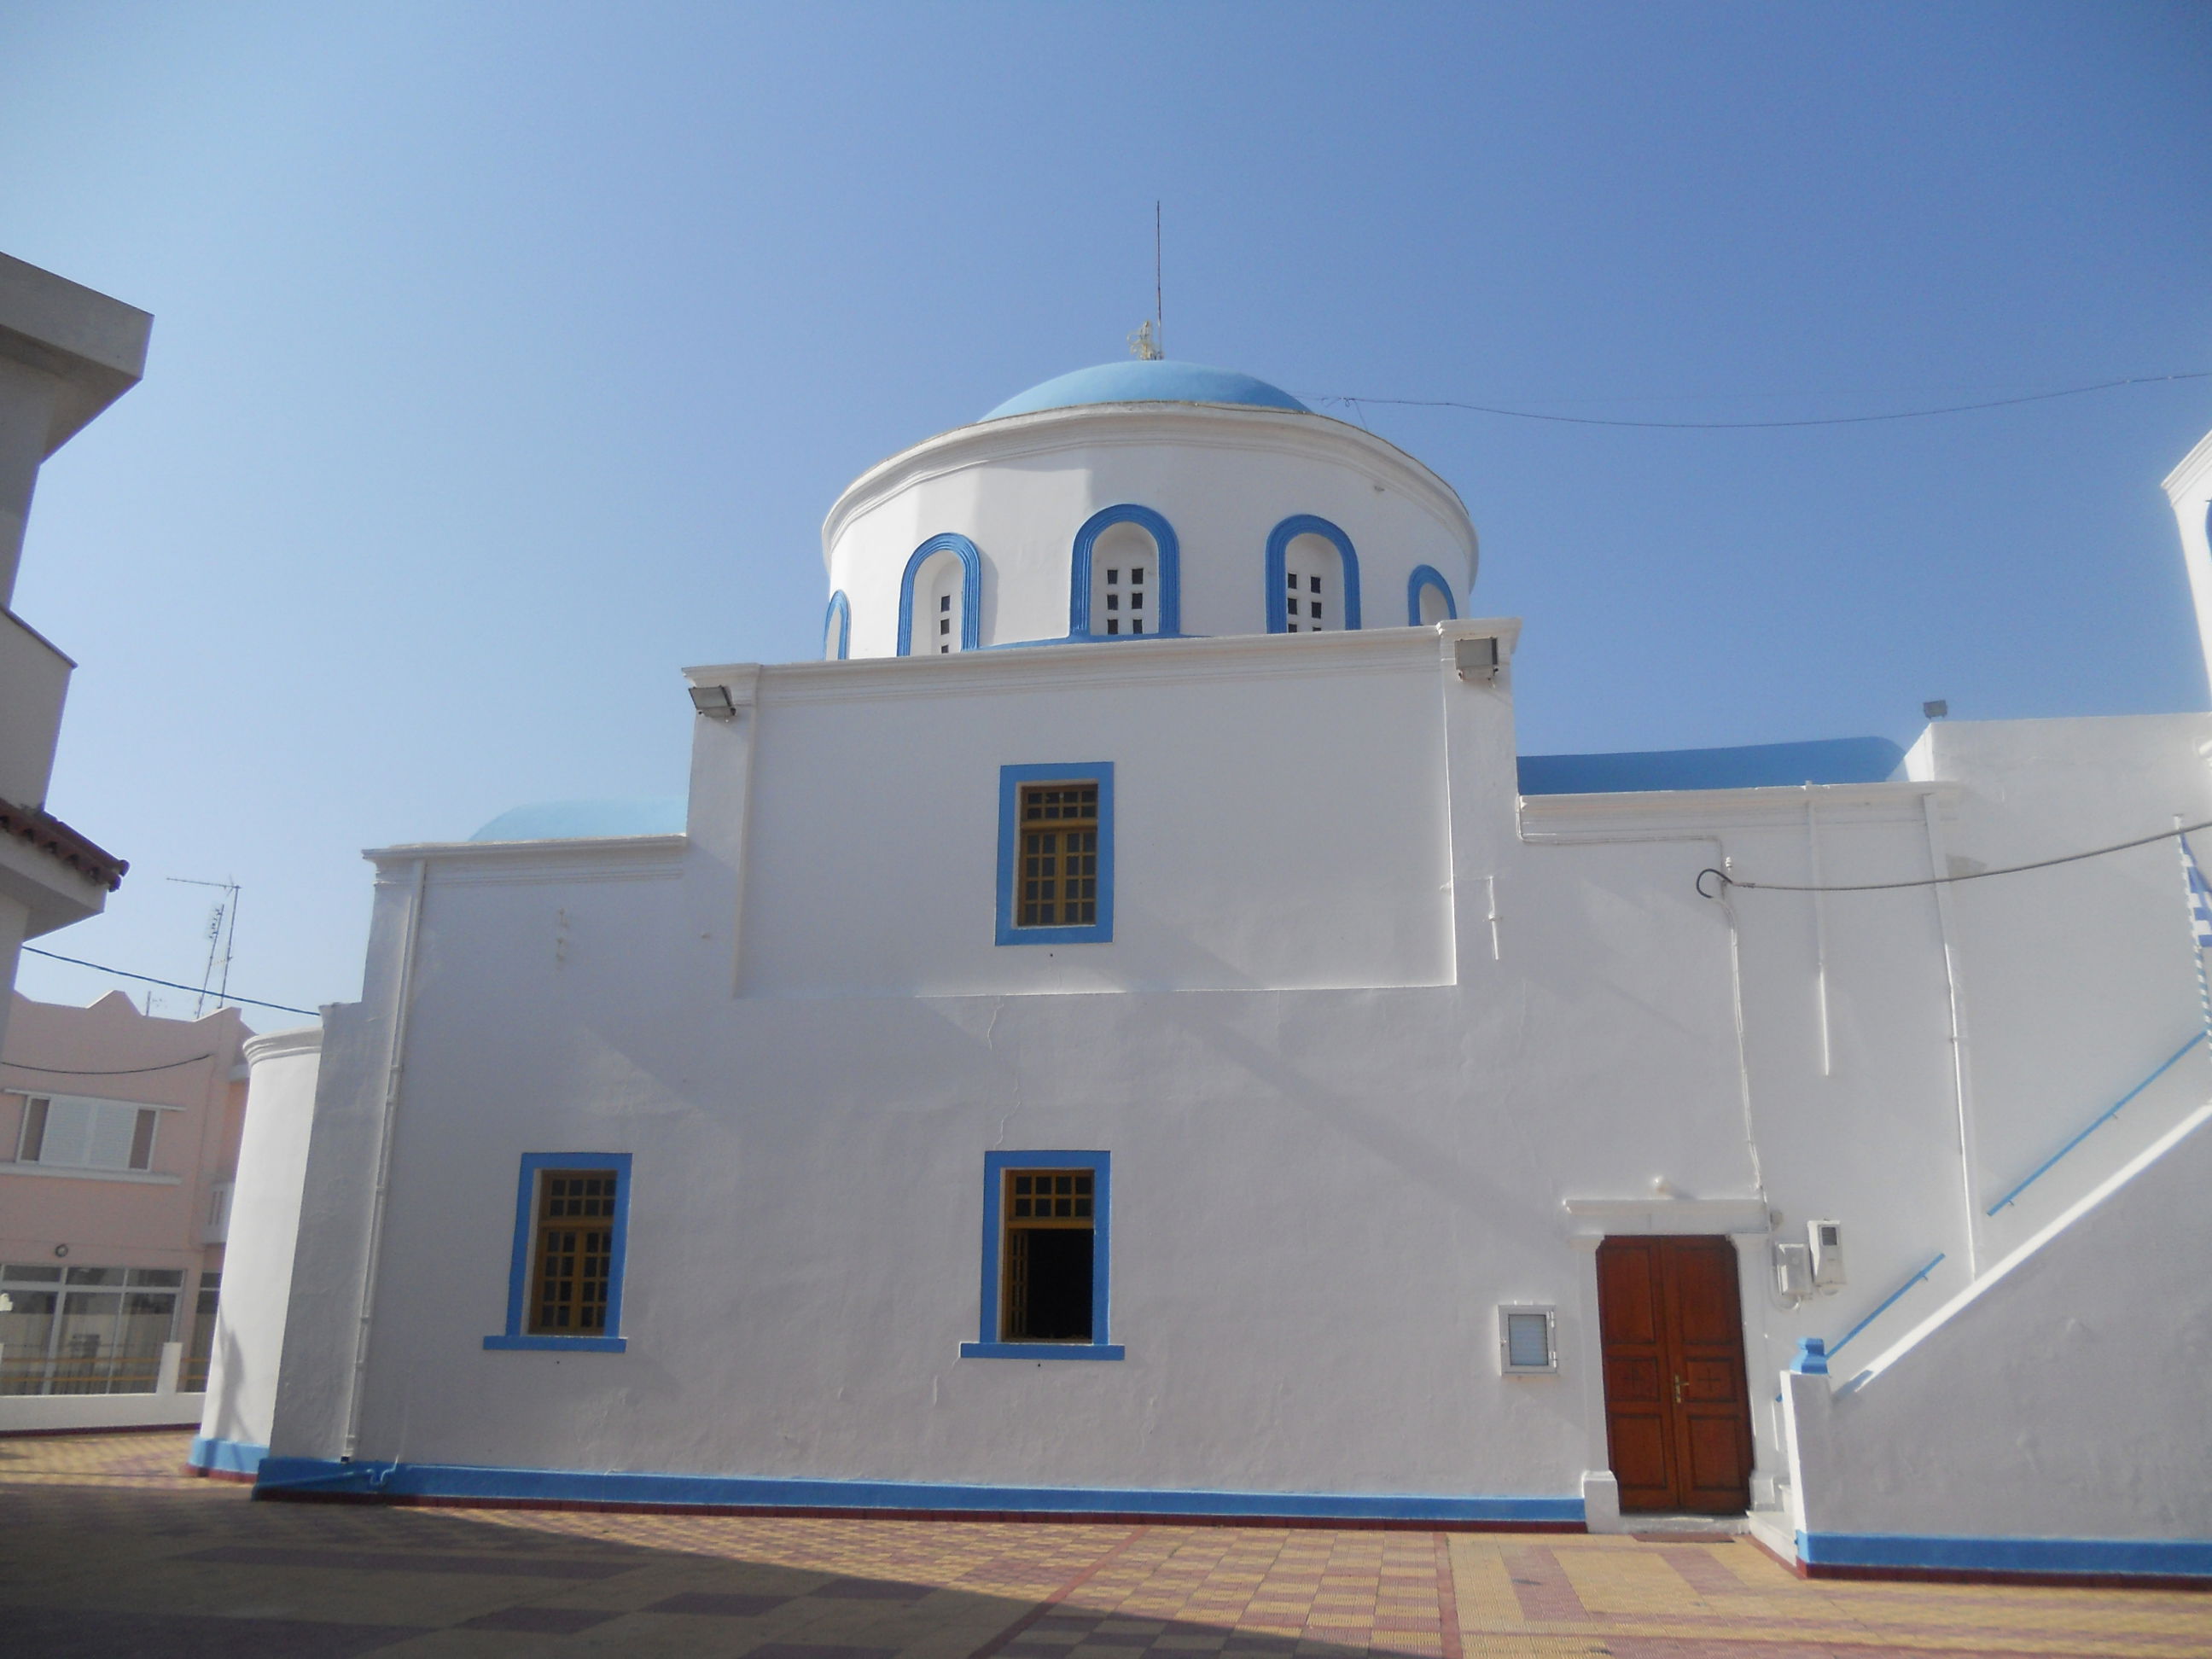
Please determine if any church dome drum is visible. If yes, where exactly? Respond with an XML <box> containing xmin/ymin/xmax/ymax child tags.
<box><xmin>819</xmin><ymin>361</ymin><xmax>1479</xmax><ymax>659</ymax></box>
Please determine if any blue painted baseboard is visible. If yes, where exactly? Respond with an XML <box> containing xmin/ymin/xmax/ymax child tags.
<box><xmin>1800</xmin><ymin>1528</ymin><xmax>2212</xmax><ymax>1580</ymax></box>
<box><xmin>251</xmin><ymin>1456</ymin><xmax>1581</xmax><ymax>1525</ymax></box>
<box><xmin>188</xmin><ymin>1436</ymin><xmax>268</xmax><ymax>1476</ymax></box>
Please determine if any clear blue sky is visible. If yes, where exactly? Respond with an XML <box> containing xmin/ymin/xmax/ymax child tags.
<box><xmin>3</xmin><ymin>2</ymin><xmax>2209</xmax><ymax>1018</ymax></box>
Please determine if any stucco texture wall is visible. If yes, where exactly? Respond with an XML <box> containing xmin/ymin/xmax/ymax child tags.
<box><xmin>1788</xmin><ymin>1104</ymin><xmax>2212</xmax><ymax>1544</ymax></box>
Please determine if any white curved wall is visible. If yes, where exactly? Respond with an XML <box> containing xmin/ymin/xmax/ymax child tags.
<box><xmin>2162</xmin><ymin>428</ymin><xmax>2212</xmax><ymax>702</ymax></box>
<box><xmin>195</xmin><ymin>1023</ymin><xmax>321</xmax><ymax>1465</ymax></box>
<box><xmin>824</xmin><ymin>403</ymin><xmax>1478</xmax><ymax>658</ymax></box>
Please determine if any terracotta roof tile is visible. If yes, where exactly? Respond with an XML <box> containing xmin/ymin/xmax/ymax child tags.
<box><xmin>1</xmin><ymin>800</ymin><xmax>127</xmax><ymax>891</ymax></box>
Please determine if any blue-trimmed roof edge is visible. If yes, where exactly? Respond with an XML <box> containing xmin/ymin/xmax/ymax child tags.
<box><xmin>1517</xmin><ymin>737</ymin><xmax>1906</xmax><ymax>797</ymax></box>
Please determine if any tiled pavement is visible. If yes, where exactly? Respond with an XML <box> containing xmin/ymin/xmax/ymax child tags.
<box><xmin>1</xmin><ymin>1435</ymin><xmax>2206</xmax><ymax>1656</ymax></box>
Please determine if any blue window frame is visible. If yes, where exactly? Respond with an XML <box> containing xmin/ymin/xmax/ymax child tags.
<box><xmin>484</xmin><ymin>1152</ymin><xmax>632</xmax><ymax>1353</ymax></box>
<box><xmin>1406</xmin><ymin>564</ymin><xmax>1458</xmax><ymax>626</ymax></box>
<box><xmin>960</xmin><ymin>1150</ymin><xmax>1122</xmax><ymax>1360</ymax></box>
<box><xmin>1069</xmin><ymin>504</ymin><xmax>1181</xmax><ymax>639</ymax></box>
<box><xmin>1266</xmin><ymin>515</ymin><xmax>1362</xmax><ymax>633</ymax></box>
<box><xmin>898</xmin><ymin>533</ymin><xmax>983</xmax><ymax>656</ymax></box>
<box><xmin>995</xmin><ymin>762</ymin><xmax>1114</xmax><ymax>946</ymax></box>
<box><xmin>824</xmin><ymin>590</ymin><xmax>852</xmax><ymax>660</ymax></box>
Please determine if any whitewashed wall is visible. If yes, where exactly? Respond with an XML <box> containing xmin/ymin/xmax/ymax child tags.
<box><xmin>1784</xmin><ymin>1100</ymin><xmax>2212</xmax><ymax>1548</ymax></box>
<box><xmin>263</xmin><ymin>623</ymin><xmax>2067</xmax><ymax>1511</ymax></box>
<box><xmin>1908</xmin><ymin>715</ymin><xmax>2212</xmax><ymax>1270</ymax></box>
<box><xmin>729</xmin><ymin>632</ymin><xmax>1473</xmax><ymax>998</ymax></box>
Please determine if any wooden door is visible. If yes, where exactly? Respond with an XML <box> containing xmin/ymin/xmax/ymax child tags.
<box><xmin>1595</xmin><ymin>1236</ymin><xmax>1753</xmax><ymax>1514</ymax></box>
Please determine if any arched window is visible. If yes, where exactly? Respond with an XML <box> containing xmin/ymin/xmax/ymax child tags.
<box><xmin>1406</xmin><ymin>565</ymin><xmax>1458</xmax><ymax>627</ymax></box>
<box><xmin>823</xmin><ymin>591</ymin><xmax>852</xmax><ymax>661</ymax></box>
<box><xmin>1070</xmin><ymin>505</ymin><xmax>1181</xmax><ymax>640</ymax></box>
<box><xmin>897</xmin><ymin>534</ymin><xmax>983</xmax><ymax>655</ymax></box>
<box><xmin>1266</xmin><ymin>515</ymin><xmax>1361</xmax><ymax>633</ymax></box>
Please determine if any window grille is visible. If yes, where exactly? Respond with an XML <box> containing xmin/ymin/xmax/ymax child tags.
<box><xmin>1101</xmin><ymin>563</ymin><xmax>1148</xmax><ymax>636</ymax></box>
<box><xmin>527</xmin><ymin>1170</ymin><xmax>618</xmax><ymax>1335</ymax></box>
<box><xmin>1000</xmin><ymin>1169</ymin><xmax>1095</xmax><ymax>1342</ymax></box>
<box><xmin>1017</xmin><ymin>783</ymin><xmax>1098</xmax><ymax>928</ymax></box>
<box><xmin>1270</xmin><ymin>519</ymin><xmax>1359</xmax><ymax>633</ymax></box>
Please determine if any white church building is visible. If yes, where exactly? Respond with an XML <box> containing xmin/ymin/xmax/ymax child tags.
<box><xmin>196</xmin><ymin>359</ymin><xmax>2212</xmax><ymax>1585</ymax></box>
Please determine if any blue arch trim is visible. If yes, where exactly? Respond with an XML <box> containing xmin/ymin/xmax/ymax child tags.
<box><xmin>1266</xmin><ymin>515</ymin><xmax>1362</xmax><ymax>633</ymax></box>
<box><xmin>1406</xmin><ymin>565</ymin><xmax>1458</xmax><ymax>626</ymax></box>
<box><xmin>898</xmin><ymin>534</ymin><xmax>984</xmax><ymax>656</ymax></box>
<box><xmin>1069</xmin><ymin>504</ymin><xmax>1181</xmax><ymax>640</ymax></box>
<box><xmin>824</xmin><ymin>590</ymin><xmax>852</xmax><ymax>661</ymax></box>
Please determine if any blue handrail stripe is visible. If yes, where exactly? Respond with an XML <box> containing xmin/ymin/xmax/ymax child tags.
<box><xmin>1985</xmin><ymin>1033</ymin><xmax>2204</xmax><ymax>1216</ymax></box>
<box><xmin>1827</xmin><ymin>1253</ymin><xmax>1945</xmax><ymax>1359</ymax></box>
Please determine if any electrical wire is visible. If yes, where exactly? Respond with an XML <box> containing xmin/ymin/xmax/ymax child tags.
<box><xmin>1696</xmin><ymin>818</ymin><xmax>2212</xmax><ymax>899</ymax></box>
<box><xmin>1312</xmin><ymin>370</ymin><xmax>2209</xmax><ymax>431</ymax></box>
<box><xmin>20</xmin><ymin>946</ymin><xmax>319</xmax><ymax>1017</ymax></box>
<box><xmin>1</xmin><ymin>1053</ymin><xmax>216</xmax><ymax>1076</ymax></box>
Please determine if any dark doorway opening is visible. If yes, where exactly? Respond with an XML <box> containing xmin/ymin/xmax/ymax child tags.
<box><xmin>1596</xmin><ymin>1235</ymin><xmax>1755</xmax><ymax>1514</ymax></box>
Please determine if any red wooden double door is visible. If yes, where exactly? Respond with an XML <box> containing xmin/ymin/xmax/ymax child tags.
<box><xmin>1595</xmin><ymin>1235</ymin><xmax>1754</xmax><ymax>1514</ymax></box>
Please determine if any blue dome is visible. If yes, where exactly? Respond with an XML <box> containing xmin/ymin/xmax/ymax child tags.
<box><xmin>983</xmin><ymin>360</ymin><xmax>1310</xmax><ymax>422</ymax></box>
<box><xmin>470</xmin><ymin>798</ymin><xmax>686</xmax><ymax>842</ymax></box>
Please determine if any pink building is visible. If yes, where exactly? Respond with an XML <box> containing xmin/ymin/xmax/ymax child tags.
<box><xmin>0</xmin><ymin>991</ymin><xmax>251</xmax><ymax>1426</ymax></box>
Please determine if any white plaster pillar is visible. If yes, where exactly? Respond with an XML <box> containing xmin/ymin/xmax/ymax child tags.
<box><xmin>1567</xmin><ymin>1232</ymin><xmax>1627</xmax><ymax>1530</ymax></box>
<box><xmin>2161</xmin><ymin>430</ymin><xmax>2212</xmax><ymax>706</ymax></box>
<box><xmin>1778</xmin><ymin>1357</ymin><xmax>1835</xmax><ymax>1538</ymax></box>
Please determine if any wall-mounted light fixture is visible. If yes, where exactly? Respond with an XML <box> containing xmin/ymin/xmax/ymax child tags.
<box><xmin>1455</xmin><ymin>637</ymin><xmax>1500</xmax><ymax>683</ymax></box>
<box><xmin>689</xmin><ymin>684</ymin><xmax>737</xmax><ymax>720</ymax></box>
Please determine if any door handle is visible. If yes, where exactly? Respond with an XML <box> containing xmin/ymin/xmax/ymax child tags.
<box><xmin>1673</xmin><ymin>1375</ymin><xmax>1684</xmax><ymax>1405</ymax></box>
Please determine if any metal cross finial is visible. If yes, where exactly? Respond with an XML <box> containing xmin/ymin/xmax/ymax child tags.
<box><xmin>1128</xmin><ymin>319</ymin><xmax>1162</xmax><ymax>360</ymax></box>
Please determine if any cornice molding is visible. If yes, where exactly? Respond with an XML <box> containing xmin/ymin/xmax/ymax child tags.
<box><xmin>713</xmin><ymin>618</ymin><xmax>1520</xmax><ymax>710</ymax></box>
<box><xmin>1562</xmin><ymin>1196</ymin><xmax>1773</xmax><ymax>1237</ymax></box>
<box><xmin>2163</xmin><ymin>426</ymin><xmax>2212</xmax><ymax>500</ymax></box>
<box><xmin>243</xmin><ymin>1025</ymin><xmax>323</xmax><ymax>1063</ymax></box>
<box><xmin>364</xmin><ymin>834</ymin><xmax>687</xmax><ymax>882</ymax></box>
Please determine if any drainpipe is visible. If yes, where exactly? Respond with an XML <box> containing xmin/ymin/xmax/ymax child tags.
<box><xmin>341</xmin><ymin>856</ymin><xmax>427</xmax><ymax>1462</ymax></box>
<box><xmin>1806</xmin><ymin>787</ymin><xmax>1833</xmax><ymax>1078</ymax></box>
<box><xmin>1919</xmin><ymin>795</ymin><xmax>1982</xmax><ymax>1277</ymax></box>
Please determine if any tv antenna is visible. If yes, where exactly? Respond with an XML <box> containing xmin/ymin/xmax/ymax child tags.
<box><xmin>1130</xmin><ymin>200</ymin><xmax>1164</xmax><ymax>360</ymax></box>
<box><xmin>166</xmin><ymin>876</ymin><xmax>240</xmax><ymax>1017</ymax></box>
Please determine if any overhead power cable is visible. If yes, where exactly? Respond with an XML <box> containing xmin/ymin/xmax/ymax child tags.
<box><xmin>2</xmin><ymin>1053</ymin><xmax>217</xmax><ymax>1076</ymax></box>
<box><xmin>1696</xmin><ymin>818</ymin><xmax>2212</xmax><ymax>900</ymax></box>
<box><xmin>1313</xmin><ymin>370</ymin><xmax>2209</xmax><ymax>431</ymax></box>
<box><xmin>20</xmin><ymin>945</ymin><xmax>319</xmax><ymax>1017</ymax></box>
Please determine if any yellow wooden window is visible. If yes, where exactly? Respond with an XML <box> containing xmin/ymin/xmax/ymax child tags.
<box><xmin>1000</xmin><ymin>1169</ymin><xmax>1094</xmax><ymax>1342</ymax></box>
<box><xmin>1017</xmin><ymin>783</ymin><xmax>1098</xmax><ymax>928</ymax></box>
<box><xmin>527</xmin><ymin>1170</ymin><xmax>618</xmax><ymax>1335</ymax></box>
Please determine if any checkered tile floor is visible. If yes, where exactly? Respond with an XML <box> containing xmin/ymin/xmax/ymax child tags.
<box><xmin>0</xmin><ymin>1434</ymin><xmax>2203</xmax><ymax>1656</ymax></box>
